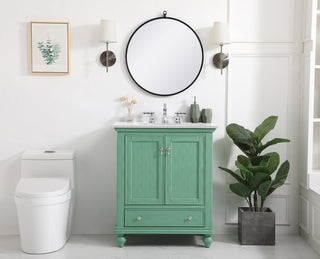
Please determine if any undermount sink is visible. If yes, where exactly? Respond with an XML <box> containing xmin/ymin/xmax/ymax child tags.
<box><xmin>112</xmin><ymin>122</ymin><xmax>217</xmax><ymax>129</ymax></box>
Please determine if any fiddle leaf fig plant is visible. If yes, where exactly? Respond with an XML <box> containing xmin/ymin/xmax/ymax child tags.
<box><xmin>219</xmin><ymin>116</ymin><xmax>290</xmax><ymax>211</ymax></box>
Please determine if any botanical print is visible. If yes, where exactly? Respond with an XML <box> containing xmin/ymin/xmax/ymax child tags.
<box><xmin>30</xmin><ymin>22</ymin><xmax>69</xmax><ymax>74</ymax></box>
<box><xmin>37</xmin><ymin>39</ymin><xmax>61</xmax><ymax>65</ymax></box>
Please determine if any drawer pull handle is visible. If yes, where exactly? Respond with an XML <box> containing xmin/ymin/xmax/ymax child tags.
<box><xmin>136</xmin><ymin>216</ymin><xmax>142</xmax><ymax>221</ymax></box>
<box><xmin>166</xmin><ymin>147</ymin><xmax>170</xmax><ymax>155</ymax></box>
<box><xmin>160</xmin><ymin>147</ymin><xmax>163</xmax><ymax>155</ymax></box>
<box><xmin>187</xmin><ymin>216</ymin><xmax>192</xmax><ymax>221</ymax></box>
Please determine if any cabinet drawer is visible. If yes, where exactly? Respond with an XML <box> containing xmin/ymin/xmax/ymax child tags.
<box><xmin>125</xmin><ymin>209</ymin><xmax>204</xmax><ymax>227</ymax></box>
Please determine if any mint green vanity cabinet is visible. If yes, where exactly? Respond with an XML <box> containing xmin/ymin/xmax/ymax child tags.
<box><xmin>166</xmin><ymin>135</ymin><xmax>204</xmax><ymax>205</ymax></box>
<box><xmin>125</xmin><ymin>134</ymin><xmax>164</xmax><ymax>204</ymax></box>
<box><xmin>113</xmin><ymin>124</ymin><xmax>216</xmax><ymax>248</ymax></box>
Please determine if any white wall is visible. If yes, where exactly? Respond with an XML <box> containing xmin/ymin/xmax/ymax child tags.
<box><xmin>0</xmin><ymin>0</ymin><xmax>301</xmax><ymax>235</ymax></box>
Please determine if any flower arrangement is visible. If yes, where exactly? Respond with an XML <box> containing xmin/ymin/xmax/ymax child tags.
<box><xmin>121</xmin><ymin>95</ymin><xmax>138</xmax><ymax>121</ymax></box>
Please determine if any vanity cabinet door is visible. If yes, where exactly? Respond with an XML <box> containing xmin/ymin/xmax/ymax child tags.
<box><xmin>165</xmin><ymin>135</ymin><xmax>205</xmax><ymax>205</ymax></box>
<box><xmin>125</xmin><ymin>134</ymin><xmax>164</xmax><ymax>204</ymax></box>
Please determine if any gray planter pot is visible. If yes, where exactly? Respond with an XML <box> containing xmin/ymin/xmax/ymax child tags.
<box><xmin>238</xmin><ymin>207</ymin><xmax>275</xmax><ymax>245</ymax></box>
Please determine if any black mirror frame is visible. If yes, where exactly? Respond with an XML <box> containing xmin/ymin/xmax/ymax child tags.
<box><xmin>125</xmin><ymin>12</ymin><xmax>204</xmax><ymax>96</ymax></box>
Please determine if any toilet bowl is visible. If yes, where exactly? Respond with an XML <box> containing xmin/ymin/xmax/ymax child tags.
<box><xmin>15</xmin><ymin>150</ymin><xmax>75</xmax><ymax>254</ymax></box>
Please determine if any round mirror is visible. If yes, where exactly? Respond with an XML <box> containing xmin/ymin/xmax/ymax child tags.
<box><xmin>126</xmin><ymin>13</ymin><xmax>204</xmax><ymax>96</ymax></box>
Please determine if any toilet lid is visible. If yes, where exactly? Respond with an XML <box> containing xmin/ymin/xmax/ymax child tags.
<box><xmin>16</xmin><ymin>178</ymin><xmax>70</xmax><ymax>198</ymax></box>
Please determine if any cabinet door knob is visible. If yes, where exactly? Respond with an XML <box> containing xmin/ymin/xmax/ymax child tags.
<box><xmin>136</xmin><ymin>216</ymin><xmax>142</xmax><ymax>221</ymax></box>
<box><xmin>166</xmin><ymin>147</ymin><xmax>170</xmax><ymax>155</ymax></box>
<box><xmin>160</xmin><ymin>147</ymin><xmax>163</xmax><ymax>155</ymax></box>
<box><xmin>187</xmin><ymin>216</ymin><xmax>192</xmax><ymax>221</ymax></box>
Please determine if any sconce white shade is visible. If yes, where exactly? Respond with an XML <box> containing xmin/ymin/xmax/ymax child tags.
<box><xmin>212</xmin><ymin>22</ymin><xmax>231</xmax><ymax>45</ymax></box>
<box><xmin>99</xmin><ymin>19</ymin><xmax>117</xmax><ymax>43</ymax></box>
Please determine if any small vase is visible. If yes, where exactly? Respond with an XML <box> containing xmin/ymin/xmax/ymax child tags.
<box><xmin>201</xmin><ymin>109</ymin><xmax>212</xmax><ymax>123</ymax></box>
<box><xmin>126</xmin><ymin>110</ymin><xmax>133</xmax><ymax>122</ymax></box>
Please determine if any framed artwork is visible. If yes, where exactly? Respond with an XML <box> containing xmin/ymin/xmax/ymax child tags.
<box><xmin>30</xmin><ymin>21</ymin><xmax>70</xmax><ymax>74</ymax></box>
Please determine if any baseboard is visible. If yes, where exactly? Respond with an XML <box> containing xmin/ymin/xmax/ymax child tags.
<box><xmin>300</xmin><ymin>226</ymin><xmax>320</xmax><ymax>255</ymax></box>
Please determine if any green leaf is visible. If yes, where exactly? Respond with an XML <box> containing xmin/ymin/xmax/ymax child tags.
<box><xmin>264</xmin><ymin>161</ymin><xmax>290</xmax><ymax>197</ymax></box>
<box><xmin>237</xmin><ymin>155</ymin><xmax>251</xmax><ymax>167</ymax></box>
<box><xmin>226</xmin><ymin>124</ymin><xmax>256</xmax><ymax>156</ymax></box>
<box><xmin>218</xmin><ymin>167</ymin><xmax>245</xmax><ymax>184</ymax></box>
<box><xmin>249</xmin><ymin>153</ymin><xmax>280</xmax><ymax>175</ymax></box>
<box><xmin>246</xmin><ymin>165</ymin><xmax>270</xmax><ymax>174</ymax></box>
<box><xmin>267</xmin><ymin>187</ymin><xmax>276</xmax><ymax>196</ymax></box>
<box><xmin>248</xmin><ymin>173</ymin><xmax>271</xmax><ymax>190</ymax></box>
<box><xmin>235</xmin><ymin>160</ymin><xmax>253</xmax><ymax>179</ymax></box>
<box><xmin>257</xmin><ymin>180</ymin><xmax>273</xmax><ymax>198</ymax></box>
<box><xmin>257</xmin><ymin>138</ymin><xmax>290</xmax><ymax>154</ymax></box>
<box><xmin>271</xmin><ymin>160</ymin><xmax>290</xmax><ymax>189</ymax></box>
<box><xmin>227</xmin><ymin>124</ymin><xmax>253</xmax><ymax>145</ymax></box>
<box><xmin>230</xmin><ymin>183</ymin><xmax>251</xmax><ymax>198</ymax></box>
<box><xmin>250</xmin><ymin>155</ymin><xmax>270</xmax><ymax>166</ymax></box>
<box><xmin>234</xmin><ymin>143</ymin><xmax>254</xmax><ymax>157</ymax></box>
<box><xmin>264</xmin><ymin>152</ymin><xmax>280</xmax><ymax>174</ymax></box>
<box><xmin>245</xmin><ymin>156</ymin><xmax>270</xmax><ymax>174</ymax></box>
<box><xmin>253</xmin><ymin>116</ymin><xmax>278</xmax><ymax>143</ymax></box>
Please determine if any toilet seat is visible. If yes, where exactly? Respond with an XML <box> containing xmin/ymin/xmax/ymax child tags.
<box><xmin>16</xmin><ymin>177</ymin><xmax>70</xmax><ymax>199</ymax></box>
<box><xmin>15</xmin><ymin>178</ymin><xmax>71</xmax><ymax>206</ymax></box>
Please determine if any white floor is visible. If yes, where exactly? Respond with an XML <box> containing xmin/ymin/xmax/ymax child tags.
<box><xmin>0</xmin><ymin>234</ymin><xmax>319</xmax><ymax>259</ymax></box>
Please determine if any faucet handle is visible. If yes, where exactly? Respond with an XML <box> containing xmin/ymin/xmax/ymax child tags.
<box><xmin>143</xmin><ymin>112</ymin><xmax>156</xmax><ymax>123</ymax></box>
<box><xmin>175</xmin><ymin>112</ymin><xmax>186</xmax><ymax>124</ymax></box>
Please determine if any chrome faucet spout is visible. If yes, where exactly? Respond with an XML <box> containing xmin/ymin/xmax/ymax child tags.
<box><xmin>162</xmin><ymin>103</ymin><xmax>168</xmax><ymax>124</ymax></box>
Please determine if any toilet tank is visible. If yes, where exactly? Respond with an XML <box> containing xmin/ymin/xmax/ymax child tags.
<box><xmin>21</xmin><ymin>150</ymin><xmax>75</xmax><ymax>187</ymax></box>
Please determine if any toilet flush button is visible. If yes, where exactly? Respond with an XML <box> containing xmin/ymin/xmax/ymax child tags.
<box><xmin>44</xmin><ymin>150</ymin><xmax>55</xmax><ymax>153</ymax></box>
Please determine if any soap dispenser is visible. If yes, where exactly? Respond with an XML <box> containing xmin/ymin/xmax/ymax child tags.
<box><xmin>190</xmin><ymin>96</ymin><xmax>201</xmax><ymax>123</ymax></box>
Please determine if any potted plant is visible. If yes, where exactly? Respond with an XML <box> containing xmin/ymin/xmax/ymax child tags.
<box><xmin>219</xmin><ymin>116</ymin><xmax>290</xmax><ymax>245</ymax></box>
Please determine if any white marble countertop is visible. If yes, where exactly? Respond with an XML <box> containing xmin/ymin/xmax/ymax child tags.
<box><xmin>112</xmin><ymin>122</ymin><xmax>218</xmax><ymax>129</ymax></box>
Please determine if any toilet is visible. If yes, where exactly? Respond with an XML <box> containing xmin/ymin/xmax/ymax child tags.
<box><xmin>15</xmin><ymin>150</ymin><xmax>75</xmax><ymax>254</ymax></box>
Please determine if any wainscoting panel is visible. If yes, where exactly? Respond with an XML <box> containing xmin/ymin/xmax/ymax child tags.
<box><xmin>299</xmin><ymin>195</ymin><xmax>310</xmax><ymax>233</ymax></box>
<box><xmin>312</xmin><ymin>204</ymin><xmax>320</xmax><ymax>243</ymax></box>
<box><xmin>299</xmin><ymin>186</ymin><xmax>320</xmax><ymax>255</ymax></box>
<box><xmin>225</xmin><ymin>193</ymin><xmax>247</xmax><ymax>224</ymax></box>
<box><xmin>264</xmin><ymin>195</ymin><xmax>290</xmax><ymax>225</ymax></box>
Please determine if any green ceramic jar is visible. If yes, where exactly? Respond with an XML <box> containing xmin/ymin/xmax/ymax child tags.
<box><xmin>201</xmin><ymin>109</ymin><xmax>212</xmax><ymax>123</ymax></box>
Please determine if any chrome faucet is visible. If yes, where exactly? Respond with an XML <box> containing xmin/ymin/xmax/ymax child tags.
<box><xmin>162</xmin><ymin>103</ymin><xmax>168</xmax><ymax>124</ymax></box>
<box><xmin>175</xmin><ymin>112</ymin><xmax>186</xmax><ymax>124</ymax></box>
<box><xmin>143</xmin><ymin>112</ymin><xmax>156</xmax><ymax>123</ymax></box>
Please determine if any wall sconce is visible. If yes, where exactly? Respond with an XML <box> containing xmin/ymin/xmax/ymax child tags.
<box><xmin>212</xmin><ymin>22</ymin><xmax>231</xmax><ymax>75</ymax></box>
<box><xmin>99</xmin><ymin>19</ymin><xmax>117</xmax><ymax>73</ymax></box>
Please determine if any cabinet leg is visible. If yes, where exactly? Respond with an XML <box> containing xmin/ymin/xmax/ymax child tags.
<box><xmin>116</xmin><ymin>235</ymin><xmax>126</xmax><ymax>247</ymax></box>
<box><xmin>202</xmin><ymin>234</ymin><xmax>213</xmax><ymax>248</ymax></box>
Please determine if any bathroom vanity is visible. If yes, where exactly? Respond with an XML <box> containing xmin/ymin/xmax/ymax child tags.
<box><xmin>113</xmin><ymin>122</ymin><xmax>217</xmax><ymax>247</ymax></box>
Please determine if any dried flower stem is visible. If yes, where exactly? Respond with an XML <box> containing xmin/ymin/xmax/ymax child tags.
<box><xmin>121</xmin><ymin>95</ymin><xmax>137</xmax><ymax>115</ymax></box>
